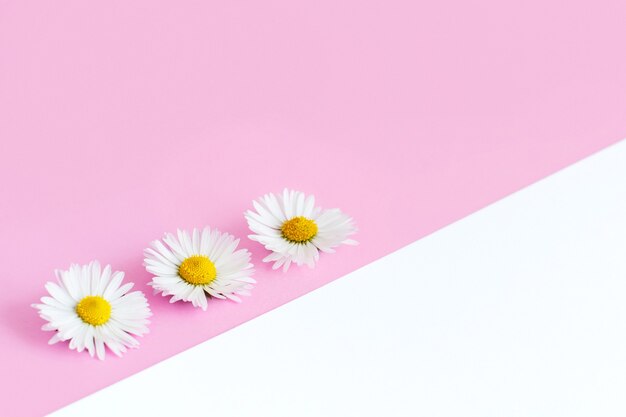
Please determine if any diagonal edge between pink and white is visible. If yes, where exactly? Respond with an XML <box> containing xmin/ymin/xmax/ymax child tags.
<box><xmin>1</xmin><ymin>1</ymin><xmax>626</xmax><ymax>416</ymax></box>
<box><xmin>51</xmin><ymin>139</ymin><xmax>626</xmax><ymax>416</ymax></box>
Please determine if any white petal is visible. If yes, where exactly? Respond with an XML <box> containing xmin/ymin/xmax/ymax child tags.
<box><xmin>103</xmin><ymin>271</ymin><xmax>124</xmax><ymax>299</ymax></box>
<box><xmin>192</xmin><ymin>228</ymin><xmax>201</xmax><ymax>254</ymax></box>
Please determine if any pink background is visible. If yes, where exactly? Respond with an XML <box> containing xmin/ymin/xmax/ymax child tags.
<box><xmin>1</xmin><ymin>1</ymin><xmax>625</xmax><ymax>415</ymax></box>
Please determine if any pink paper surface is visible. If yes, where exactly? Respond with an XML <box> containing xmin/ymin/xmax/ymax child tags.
<box><xmin>1</xmin><ymin>1</ymin><xmax>625</xmax><ymax>415</ymax></box>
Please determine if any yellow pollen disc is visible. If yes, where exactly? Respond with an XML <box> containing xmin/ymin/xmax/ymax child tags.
<box><xmin>281</xmin><ymin>216</ymin><xmax>318</xmax><ymax>243</ymax></box>
<box><xmin>75</xmin><ymin>296</ymin><xmax>111</xmax><ymax>326</ymax></box>
<box><xmin>178</xmin><ymin>255</ymin><xmax>217</xmax><ymax>285</ymax></box>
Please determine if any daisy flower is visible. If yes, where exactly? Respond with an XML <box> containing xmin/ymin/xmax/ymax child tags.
<box><xmin>144</xmin><ymin>227</ymin><xmax>255</xmax><ymax>310</ymax></box>
<box><xmin>32</xmin><ymin>261</ymin><xmax>151</xmax><ymax>360</ymax></box>
<box><xmin>245</xmin><ymin>189</ymin><xmax>357</xmax><ymax>271</ymax></box>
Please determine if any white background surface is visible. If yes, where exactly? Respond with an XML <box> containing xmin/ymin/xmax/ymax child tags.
<box><xmin>53</xmin><ymin>140</ymin><xmax>626</xmax><ymax>416</ymax></box>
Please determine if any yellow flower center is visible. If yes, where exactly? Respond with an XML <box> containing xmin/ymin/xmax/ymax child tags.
<box><xmin>179</xmin><ymin>255</ymin><xmax>217</xmax><ymax>285</ymax></box>
<box><xmin>281</xmin><ymin>216</ymin><xmax>318</xmax><ymax>243</ymax></box>
<box><xmin>75</xmin><ymin>296</ymin><xmax>112</xmax><ymax>326</ymax></box>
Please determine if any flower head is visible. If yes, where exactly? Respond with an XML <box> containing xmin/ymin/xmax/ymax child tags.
<box><xmin>144</xmin><ymin>227</ymin><xmax>255</xmax><ymax>310</ymax></box>
<box><xmin>245</xmin><ymin>189</ymin><xmax>357</xmax><ymax>271</ymax></box>
<box><xmin>32</xmin><ymin>261</ymin><xmax>151</xmax><ymax>360</ymax></box>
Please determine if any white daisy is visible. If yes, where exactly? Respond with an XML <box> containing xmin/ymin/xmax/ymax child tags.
<box><xmin>245</xmin><ymin>189</ymin><xmax>357</xmax><ymax>271</ymax></box>
<box><xmin>32</xmin><ymin>261</ymin><xmax>151</xmax><ymax>360</ymax></box>
<box><xmin>144</xmin><ymin>227</ymin><xmax>255</xmax><ymax>310</ymax></box>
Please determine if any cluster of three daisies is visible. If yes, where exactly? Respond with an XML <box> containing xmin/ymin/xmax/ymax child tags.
<box><xmin>33</xmin><ymin>190</ymin><xmax>357</xmax><ymax>360</ymax></box>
